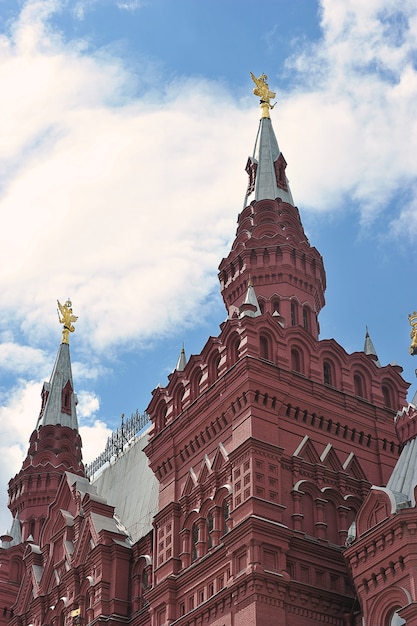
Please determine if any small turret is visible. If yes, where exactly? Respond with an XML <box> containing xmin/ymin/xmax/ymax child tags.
<box><xmin>239</xmin><ymin>279</ymin><xmax>261</xmax><ymax>318</ymax></box>
<box><xmin>175</xmin><ymin>345</ymin><xmax>187</xmax><ymax>372</ymax></box>
<box><xmin>363</xmin><ymin>326</ymin><xmax>381</xmax><ymax>366</ymax></box>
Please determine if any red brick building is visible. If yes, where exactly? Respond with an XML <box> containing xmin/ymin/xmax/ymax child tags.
<box><xmin>0</xmin><ymin>81</ymin><xmax>411</xmax><ymax>625</ymax></box>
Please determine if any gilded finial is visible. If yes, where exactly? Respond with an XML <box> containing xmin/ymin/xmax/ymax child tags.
<box><xmin>408</xmin><ymin>311</ymin><xmax>417</xmax><ymax>355</ymax></box>
<box><xmin>57</xmin><ymin>299</ymin><xmax>78</xmax><ymax>345</ymax></box>
<box><xmin>250</xmin><ymin>72</ymin><xmax>276</xmax><ymax>118</ymax></box>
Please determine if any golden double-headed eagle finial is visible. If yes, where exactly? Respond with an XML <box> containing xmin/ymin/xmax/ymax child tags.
<box><xmin>250</xmin><ymin>72</ymin><xmax>276</xmax><ymax>118</ymax></box>
<box><xmin>57</xmin><ymin>299</ymin><xmax>78</xmax><ymax>345</ymax></box>
<box><xmin>409</xmin><ymin>311</ymin><xmax>417</xmax><ymax>355</ymax></box>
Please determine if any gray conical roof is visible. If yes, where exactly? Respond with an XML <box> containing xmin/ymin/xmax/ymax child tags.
<box><xmin>239</xmin><ymin>280</ymin><xmax>262</xmax><ymax>318</ymax></box>
<box><xmin>245</xmin><ymin>116</ymin><xmax>294</xmax><ymax>206</ymax></box>
<box><xmin>175</xmin><ymin>345</ymin><xmax>187</xmax><ymax>371</ymax></box>
<box><xmin>36</xmin><ymin>342</ymin><xmax>78</xmax><ymax>429</ymax></box>
<box><xmin>1</xmin><ymin>514</ymin><xmax>22</xmax><ymax>548</ymax></box>
<box><xmin>364</xmin><ymin>327</ymin><xmax>381</xmax><ymax>367</ymax></box>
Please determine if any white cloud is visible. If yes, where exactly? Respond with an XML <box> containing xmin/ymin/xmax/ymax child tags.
<box><xmin>116</xmin><ymin>0</ymin><xmax>144</xmax><ymax>10</ymax></box>
<box><xmin>77</xmin><ymin>389</ymin><xmax>100</xmax><ymax>419</ymax></box>
<box><xmin>0</xmin><ymin>342</ymin><xmax>49</xmax><ymax>375</ymax></box>
<box><xmin>80</xmin><ymin>420</ymin><xmax>112</xmax><ymax>464</ymax></box>
<box><xmin>279</xmin><ymin>0</ymin><xmax>417</xmax><ymax>228</ymax></box>
<box><xmin>1</xmin><ymin>0</ymin><xmax>415</xmax><ymax>358</ymax></box>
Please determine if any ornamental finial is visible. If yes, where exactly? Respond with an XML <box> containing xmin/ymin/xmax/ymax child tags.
<box><xmin>57</xmin><ymin>298</ymin><xmax>78</xmax><ymax>345</ymax></box>
<box><xmin>250</xmin><ymin>72</ymin><xmax>276</xmax><ymax>118</ymax></box>
<box><xmin>409</xmin><ymin>311</ymin><xmax>417</xmax><ymax>355</ymax></box>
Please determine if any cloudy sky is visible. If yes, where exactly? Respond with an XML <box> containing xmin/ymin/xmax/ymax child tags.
<box><xmin>0</xmin><ymin>0</ymin><xmax>416</xmax><ymax>533</ymax></box>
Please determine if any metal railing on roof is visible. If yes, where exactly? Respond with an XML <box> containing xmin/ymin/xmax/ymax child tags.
<box><xmin>85</xmin><ymin>409</ymin><xmax>150</xmax><ymax>479</ymax></box>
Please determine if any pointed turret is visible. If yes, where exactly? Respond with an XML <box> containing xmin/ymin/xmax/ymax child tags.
<box><xmin>239</xmin><ymin>279</ymin><xmax>261</xmax><ymax>318</ymax></box>
<box><xmin>219</xmin><ymin>74</ymin><xmax>326</xmax><ymax>339</ymax></box>
<box><xmin>7</xmin><ymin>300</ymin><xmax>84</xmax><ymax>543</ymax></box>
<box><xmin>175</xmin><ymin>345</ymin><xmax>187</xmax><ymax>372</ymax></box>
<box><xmin>363</xmin><ymin>326</ymin><xmax>381</xmax><ymax>366</ymax></box>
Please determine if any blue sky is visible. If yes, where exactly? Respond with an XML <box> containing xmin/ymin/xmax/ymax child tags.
<box><xmin>0</xmin><ymin>0</ymin><xmax>416</xmax><ymax>532</ymax></box>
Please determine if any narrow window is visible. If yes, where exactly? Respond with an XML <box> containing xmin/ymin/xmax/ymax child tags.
<box><xmin>303</xmin><ymin>307</ymin><xmax>309</xmax><ymax>331</ymax></box>
<box><xmin>382</xmin><ymin>385</ymin><xmax>392</xmax><ymax>408</ymax></box>
<box><xmin>291</xmin><ymin>349</ymin><xmax>301</xmax><ymax>373</ymax></box>
<box><xmin>260</xmin><ymin>335</ymin><xmax>270</xmax><ymax>360</ymax></box>
<box><xmin>354</xmin><ymin>374</ymin><xmax>364</xmax><ymax>398</ymax></box>
<box><xmin>207</xmin><ymin>512</ymin><xmax>213</xmax><ymax>549</ymax></box>
<box><xmin>223</xmin><ymin>501</ymin><xmax>230</xmax><ymax>535</ymax></box>
<box><xmin>323</xmin><ymin>361</ymin><xmax>332</xmax><ymax>385</ymax></box>
<box><xmin>291</xmin><ymin>302</ymin><xmax>297</xmax><ymax>326</ymax></box>
<box><xmin>192</xmin><ymin>523</ymin><xmax>198</xmax><ymax>562</ymax></box>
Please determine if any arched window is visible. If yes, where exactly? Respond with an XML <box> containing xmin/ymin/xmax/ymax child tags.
<box><xmin>156</xmin><ymin>402</ymin><xmax>167</xmax><ymax>433</ymax></box>
<box><xmin>324</xmin><ymin>500</ymin><xmax>339</xmax><ymax>544</ymax></box>
<box><xmin>302</xmin><ymin>492</ymin><xmax>315</xmax><ymax>536</ymax></box>
<box><xmin>208</xmin><ymin>351</ymin><xmax>221</xmax><ymax>384</ymax></box>
<box><xmin>291</xmin><ymin>349</ymin><xmax>302</xmax><ymax>373</ymax></box>
<box><xmin>9</xmin><ymin>559</ymin><xmax>21</xmax><ymax>583</ymax></box>
<box><xmin>228</xmin><ymin>333</ymin><xmax>240</xmax><ymax>366</ymax></box>
<box><xmin>272</xmin><ymin>299</ymin><xmax>280</xmax><ymax>314</ymax></box>
<box><xmin>382</xmin><ymin>385</ymin><xmax>392</xmax><ymax>408</ymax></box>
<box><xmin>29</xmin><ymin>518</ymin><xmax>35</xmax><ymax>539</ymax></box>
<box><xmin>174</xmin><ymin>385</ymin><xmax>185</xmax><ymax>413</ymax></box>
<box><xmin>354</xmin><ymin>373</ymin><xmax>365</xmax><ymax>398</ymax></box>
<box><xmin>260</xmin><ymin>334</ymin><xmax>270</xmax><ymax>361</ymax></box>
<box><xmin>222</xmin><ymin>500</ymin><xmax>230</xmax><ymax>535</ymax></box>
<box><xmin>323</xmin><ymin>361</ymin><xmax>332</xmax><ymax>385</ymax></box>
<box><xmin>191</xmin><ymin>368</ymin><xmax>203</xmax><ymax>398</ymax></box>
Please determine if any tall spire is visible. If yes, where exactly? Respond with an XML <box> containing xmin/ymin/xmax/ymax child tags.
<box><xmin>36</xmin><ymin>299</ymin><xmax>79</xmax><ymax>429</ymax></box>
<box><xmin>219</xmin><ymin>75</ymin><xmax>326</xmax><ymax>338</ymax></box>
<box><xmin>36</xmin><ymin>343</ymin><xmax>78</xmax><ymax>429</ymax></box>
<box><xmin>7</xmin><ymin>300</ymin><xmax>84</xmax><ymax>543</ymax></box>
<box><xmin>245</xmin><ymin>73</ymin><xmax>294</xmax><ymax>206</ymax></box>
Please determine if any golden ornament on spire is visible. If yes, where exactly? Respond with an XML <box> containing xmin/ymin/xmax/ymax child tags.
<box><xmin>408</xmin><ymin>311</ymin><xmax>417</xmax><ymax>355</ymax></box>
<box><xmin>250</xmin><ymin>72</ymin><xmax>276</xmax><ymax>118</ymax></box>
<box><xmin>57</xmin><ymin>299</ymin><xmax>78</xmax><ymax>345</ymax></box>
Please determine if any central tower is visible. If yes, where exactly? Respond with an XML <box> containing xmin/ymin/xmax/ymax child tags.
<box><xmin>144</xmin><ymin>75</ymin><xmax>407</xmax><ymax>625</ymax></box>
<box><xmin>219</xmin><ymin>73</ymin><xmax>325</xmax><ymax>339</ymax></box>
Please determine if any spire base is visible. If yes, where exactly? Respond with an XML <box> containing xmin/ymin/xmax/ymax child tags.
<box><xmin>260</xmin><ymin>101</ymin><xmax>271</xmax><ymax>119</ymax></box>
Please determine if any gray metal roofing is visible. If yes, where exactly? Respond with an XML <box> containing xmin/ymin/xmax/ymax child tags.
<box><xmin>36</xmin><ymin>342</ymin><xmax>78</xmax><ymax>430</ymax></box>
<box><xmin>386</xmin><ymin>435</ymin><xmax>417</xmax><ymax>507</ymax></box>
<box><xmin>248</xmin><ymin>117</ymin><xmax>294</xmax><ymax>205</ymax></box>
<box><xmin>91</xmin><ymin>428</ymin><xmax>159</xmax><ymax>544</ymax></box>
